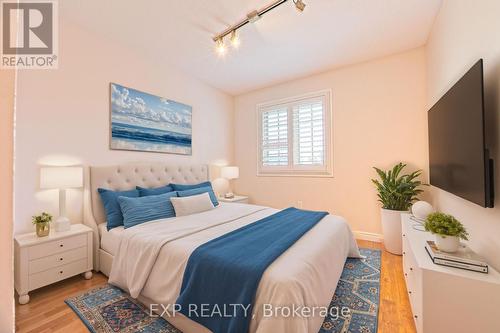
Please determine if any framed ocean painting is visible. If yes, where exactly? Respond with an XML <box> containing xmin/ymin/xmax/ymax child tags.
<box><xmin>110</xmin><ymin>83</ymin><xmax>192</xmax><ymax>155</ymax></box>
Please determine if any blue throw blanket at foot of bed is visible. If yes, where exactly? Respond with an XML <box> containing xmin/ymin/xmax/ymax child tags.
<box><xmin>175</xmin><ymin>207</ymin><xmax>328</xmax><ymax>333</ymax></box>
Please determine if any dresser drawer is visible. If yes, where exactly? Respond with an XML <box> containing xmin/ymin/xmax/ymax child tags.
<box><xmin>28</xmin><ymin>234</ymin><xmax>87</xmax><ymax>260</ymax></box>
<box><xmin>29</xmin><ymin>246</ymin><xmax>87</xmax><ymax>274</ymax></box>
<box><xmin>413</xmin><ymin>309</ymin><xmax>423</xmax><ymax>333</ymax></box>
<box><xmin>29</xmin><ymin>258</ymin><xmax>88</xmax><ymax>291</ymax></box>
<box><xmin>402</xmin><ymin>228</ymin><xmax>423</xmax><ymax>333</ymax></box>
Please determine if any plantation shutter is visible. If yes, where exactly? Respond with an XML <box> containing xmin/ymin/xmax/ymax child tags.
<box><xmin>292</xmin><ymin>98</ymin><xmax>325</xmax><ymax>166</ymax></box>
<box><xmin>261</xmin><ymin>106</ymin><xmax>289</xmax><ymax>166</ymax></box>
<box><xmin>258</xmin><ymin>90</ymin><xmax>332</xmax><ymax>176</ymax></box>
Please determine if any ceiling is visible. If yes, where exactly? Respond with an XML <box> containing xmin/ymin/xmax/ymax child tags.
<box><xmin>62</xmin><ymin>0</ymin><xmax>442</xmax><ymax>95</ymax></box>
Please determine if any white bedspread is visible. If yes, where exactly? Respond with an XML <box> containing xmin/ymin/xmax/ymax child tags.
<box><xmin>98</xmin><ymin>223</ymin><xmax>123</xmax><ymax>256</ymax></box>
<box><xmin>109</xmin><ymin>203</ymin><xmax>360</xmax><ymax>333</ymax></box>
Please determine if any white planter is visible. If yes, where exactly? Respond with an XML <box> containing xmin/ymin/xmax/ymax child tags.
<box><xmin>435</xmin><ymin>235</ymin><xmax>460</xmax><ymax>253</ymax></box>
<box><xmin>380</xmin><ymin>208</ymin><xmax>405</xmax><ymax>255</ymax></box>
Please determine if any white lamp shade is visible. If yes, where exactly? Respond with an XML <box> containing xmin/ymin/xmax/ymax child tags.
<box><xmin>221</xmin><ymin>166</ymin><xmax>239</xmax><ymax>180</ymax></box>
<box><xmin>40</xmin><ymin>166</ymin><xmax>83</xmax><ymax>189</ymax></box>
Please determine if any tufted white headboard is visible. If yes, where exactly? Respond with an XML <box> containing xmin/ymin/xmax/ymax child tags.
<box><xmin>84</xmin><ymin>162</ymin><xmax>209</xmax><ymax>271</ymax></box>
<box><xmin>89</xmin><ymin>163</ymin><xmax>209</xmax><ymax>224</ymax></box>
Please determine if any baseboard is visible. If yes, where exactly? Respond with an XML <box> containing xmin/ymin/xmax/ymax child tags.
<box><xmin>353</xmin><ymin>231</ymin><xmax>383</xmax><ymax>243</ymax></box>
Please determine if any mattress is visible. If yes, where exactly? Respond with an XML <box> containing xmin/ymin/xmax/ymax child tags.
<box><xmin>98</xmin><ymin>223</ymin><xmax>124</xmax><ymax>256</ymax></box>
<box><xmin>108</xmin><ymin>203</ymin><xmax>361</xmax><ymax>333</ymax></box>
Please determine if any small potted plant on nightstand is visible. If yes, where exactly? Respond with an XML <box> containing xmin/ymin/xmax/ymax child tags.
<box><xmin>372</xmin><ymin>163</ymin><xmax>425</xmax><ymax>255</ymax></box>
<box><xmin>424</xmin><ymin>212</ymin><xmax>469</xmax><ymax>252</ymax></box>
<box><xmin>32</xmin><ymin>212</ymin><xmax>52</xmax><ymax>237</ymax></box>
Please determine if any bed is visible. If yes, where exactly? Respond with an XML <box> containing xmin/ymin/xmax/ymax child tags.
<box><xmin>84</xmin><ymin>162</ymin><xmax>360</xmax><ymax>333</ymax></box>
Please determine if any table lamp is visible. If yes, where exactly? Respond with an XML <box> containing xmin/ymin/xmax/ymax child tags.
<box><xmin>221</xmin><ymin>166</ymin><xmax>239</xmax><ymax>199</ymax></box>
<box><xmin>40</xmin><ymin>166</ymin><xmax>83</xmax><ymax>232</ymax></box>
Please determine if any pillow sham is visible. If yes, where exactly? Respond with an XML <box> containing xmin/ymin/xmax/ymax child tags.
<box><xmin>170</xmin><ymin>192</ymin><xmax>215</xmax><ymax>217</ymax></box>
<box><xmin>98</xmin><ymin>188</ymin><xmax>139</xmax><ymax>230</ymax></box>
<box><xmin>136</xmin><ymin>184</ymin><xmax>174</xmax><ymax>197</ymax></box>
<box><xmin>117</xmin><ymin>191</ymin><xmax>178</xmax><ymax>229</ymax></box>
<box><xmin>170</xmin><ymin>181</ymin><xmax>212</xmax><ymax>191</ymax></box>
<box><xmin>177</xmin><ymin>186</ymin><xmax>219</xmax><ymax>206</ymax></box>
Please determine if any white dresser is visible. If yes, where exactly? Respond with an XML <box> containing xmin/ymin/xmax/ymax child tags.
<box><xmin>401</xmin><ymin>213</ymin><xmax>500</xmax><ymax>333</ymax></box>
<box><xmin>15</xmin><ymin>224</ymin><xmax>93</xmax><ymax>304</ymax></box>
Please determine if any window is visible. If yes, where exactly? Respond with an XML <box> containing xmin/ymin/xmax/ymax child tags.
<box><xmin>258</xmin><ymin>90</ymin><xmax>332</xmax><ymax>176</ymax></box>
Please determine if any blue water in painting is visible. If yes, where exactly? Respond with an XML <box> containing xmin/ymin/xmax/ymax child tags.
<box><xmin>111</xmin><ymin>122</ymin><xmax>191</xmax><ymax>147</ymax></box>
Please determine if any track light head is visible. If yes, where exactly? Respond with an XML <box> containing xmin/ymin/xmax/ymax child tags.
<box><xmin>247</xmin><ymin>10</ymin><xmax>261</xmax><ymax>23</ymax></box>
<box><xmin>215</xmin><ymin>38</ymin><xmax>227</xmax><ymax>56</ymax></box>
<box><xmin>293</xmin><ymin>0</ymin><xmax>306</xmax><ymax>12</ymax></box>
<box><xmin>230</xmin><ymin>30</ymin><xmax>240</xmax><ymax>48</ymax></box>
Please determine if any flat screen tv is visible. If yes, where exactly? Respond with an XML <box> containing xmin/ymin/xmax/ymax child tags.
<box><xmin>428</xmin><ymin>59</ymin><xmax>494</xmax><ymax>208</ymax></box>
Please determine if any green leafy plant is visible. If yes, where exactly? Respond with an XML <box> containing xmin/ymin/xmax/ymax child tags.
<box><xmin>371</xmin><ymin>163</ymin><xmax>425</xmax><ymax>211</ymax></box>
<box><xmin>32</xmin><ymin>212</ymin><xmax>52</xmax><ymax>225</ymax></box>
<box><xmin>424</xmin><ymin>212</ymin><xmax>469</xmax><ymax>240</ymax></box>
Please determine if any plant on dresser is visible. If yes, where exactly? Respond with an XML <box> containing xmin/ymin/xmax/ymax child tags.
<box><xmin>401</xmin><ymin>213</ymin><xmax>500</xmax><ymax>333</ymax></box>
<box><xmin>371</xmin><ymin>163</ymin><xmax>425</xmax><ymax>255</ymax></box>
<box><xmin>32</xmin><ymin>212</ymin><xmax>52</xmax><ymax>237</ymax></box>
<box><xmin>424</xmin><ymin>212</ymin><xmax>469</xmax><ymax>253</ymax></box>
<box><xmin>15</xmin><ymin>224</ymin><xmax>93</xmax><ymax>304</ymax></box>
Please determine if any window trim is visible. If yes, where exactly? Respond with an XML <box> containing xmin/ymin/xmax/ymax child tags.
<box><xmin>256</xmin><ymin>90</ymin><xmax>333</xmax><ymax>178</ymax></box>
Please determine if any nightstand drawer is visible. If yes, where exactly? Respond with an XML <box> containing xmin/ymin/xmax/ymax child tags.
<box><xmin>28</xmin><ymin>234</ymin><xmax>87</xmax><ymax>260</ymax></box>
<box><xmin>29</xmin><ymin>258</ymin><xmax>88</xmax><ymax>290</ymax></box>
<box><xmin>29</xmin><ymin>246</ymin><xmax>87</xmax><ymax>274</ymax></box>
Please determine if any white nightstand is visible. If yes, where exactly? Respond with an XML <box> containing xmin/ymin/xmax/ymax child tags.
<box><xmin>218</xmin><ymin>195</ymin><xmax>249</xmax><ymax>204</ymax></box>
<box><xmin>14</xmin><ymin>224</ymin><xmax>93</xmax><ymax>304</ymax></box>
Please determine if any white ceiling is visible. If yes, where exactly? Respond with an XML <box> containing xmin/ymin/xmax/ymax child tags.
<box><xmin>62</xmin><ymin>0</ymin><xmax>442</xmax><ymax>95</ymax></box>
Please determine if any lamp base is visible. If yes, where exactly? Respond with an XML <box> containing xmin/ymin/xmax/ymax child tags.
<box><xmin>55</xmin><ymin>216</ymin><xmax>71</xmax><ymax>232</ymax></box>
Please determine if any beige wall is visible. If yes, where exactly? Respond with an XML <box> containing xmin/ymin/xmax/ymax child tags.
<box><xmin>234</xmin><ymin>49</ymin><xmax>428</xmax><ymax>238</ymax></box>
<box><xmin>0</xmin><ymin>68</ymin><xmax>15</xmax><ymax>330</ymax></box>
<box><xmin>14</xmin><ymin>19</ymin><xmax>234</xmax><ymax>234</ymax></box>
<box><xmin>426</xmin><ymin>0</ymin><xmax>500</xmax><ymax>270</ymax></box>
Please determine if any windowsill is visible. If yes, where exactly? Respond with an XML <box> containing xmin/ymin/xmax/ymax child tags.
<box><xmin>256</xmin><ymin>171</ymin><xmax>334</xmax><ymax>178</ymax></box>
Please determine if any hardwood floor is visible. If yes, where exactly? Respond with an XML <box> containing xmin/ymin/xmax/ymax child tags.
<box><xmin>15</xmin><ymin>240</ymin><xmax>416</xmax><ymax>333</ymax></box>
<box><xmin>358</xmin><ymin>240</ymin><xmax>416</xmax><ymax>333</ymax></box>
<box><xmin>15</xmin><ymin>273</ymin><xmax>108</xmax><ymax>333</ymax></box>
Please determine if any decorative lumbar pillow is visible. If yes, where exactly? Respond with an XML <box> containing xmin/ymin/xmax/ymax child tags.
<box><xmin>170</xmin><ymin>192</ymin><xmax>215</xmax><ymax>217</ymax></box>
<box><xmin>136</xmin><ymin>184</ymin><xmax>174</xmax><ymax>197</ymax></box>
<box><xmin>177</xmin><ymin>186</ymin><xmax>219</xmax><ymax>206</ymax></box>
<box><xmin>170</xmin><ymin>181</ymin><xmax>212</xmax><ymax>191</ymax></box>
<box><xmin>98</xmin><ymin>188</ymin><xmax>139</xmax><ymax>230</ymax></box>
<box><xmin>117</xmin><ymin>191</ymin><xmax>178</xmax><ymax>229</ymax></box>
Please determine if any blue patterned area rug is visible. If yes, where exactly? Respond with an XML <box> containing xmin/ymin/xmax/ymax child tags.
<box><xmin>66</xmin><ymin>248</ymin><xmax>380</xmax><ymax>333</ymax></box>
<box><xmin>319</xmin><ymin>248</ymin><xmax>381</xmax><ymax>333</ymax></box>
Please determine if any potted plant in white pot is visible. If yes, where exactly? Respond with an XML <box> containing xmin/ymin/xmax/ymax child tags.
<box><xmin>424</xmin><ymin>212</ymin><xmax>469</xmax><ymax>252</ymax></box>
<box><xmin>372</xmin><ymin>163</ymin><xmax>425</xmax><ymax>255</ymax></box>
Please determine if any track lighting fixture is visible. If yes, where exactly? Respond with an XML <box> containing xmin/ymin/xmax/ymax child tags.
<box><xmin>293</xmin><ymin>0</ymin><xmax>306</xmax><ymax>12</ymax></box>
<box><xmin>247</xmin><ymin>10</ymin><xmax>261</xmax><ymax>24</ymax></box>
<box><xmin>215</xmin><ymin>38</ymin><xmax>226</xmax><ymax>56</ymax></box>
<box><xmin>230</xmin><ymin>30</ymin><xmax>240</xmax><ymax>48</ymax></box>
<box><xmin>213</xmin><ymin>0</ymin><xmax>306</xmax><ymax>57</ymax></box>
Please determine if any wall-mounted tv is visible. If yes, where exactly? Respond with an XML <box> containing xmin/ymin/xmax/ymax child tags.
<box><xmin>428</xmin><ymin>59</ymin><xmax>494</xmax><ymax>208</ymax></box>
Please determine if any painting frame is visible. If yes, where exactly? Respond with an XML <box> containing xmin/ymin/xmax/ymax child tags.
<box><xmin>109</xmin><ymin>83</ymin><xmax>192</xmax><ymax>155</ymax></box>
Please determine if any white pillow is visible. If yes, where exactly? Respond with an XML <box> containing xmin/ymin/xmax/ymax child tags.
<box><xmin>170</xmin><ymin>192</ymin><xmax>215</xmax><ymax>217</ymax></box>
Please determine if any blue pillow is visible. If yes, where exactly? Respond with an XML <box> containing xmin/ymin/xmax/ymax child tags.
<box><xmin>117</xmin><ymin>191</ymin><xmax>178</xmax><ymax>229</ymax></box>
<box><xmin>136</xmin><ymin>184</ymin><xmax>174</xmax><ymax>197</ymax></box>
<box><xmin>170</xmin><ymin>181</ymin><xmax>212</xmax><ymax>191</ymax></box>
<box><xmin>177</xmin><ymin>186</ymin><xmax>219</xmax><ymax>207</ymax></box>
<box><xmin>98</xmin><ymin>188</ymin><xmax>139</xmax><ymax>230</ymax></box>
